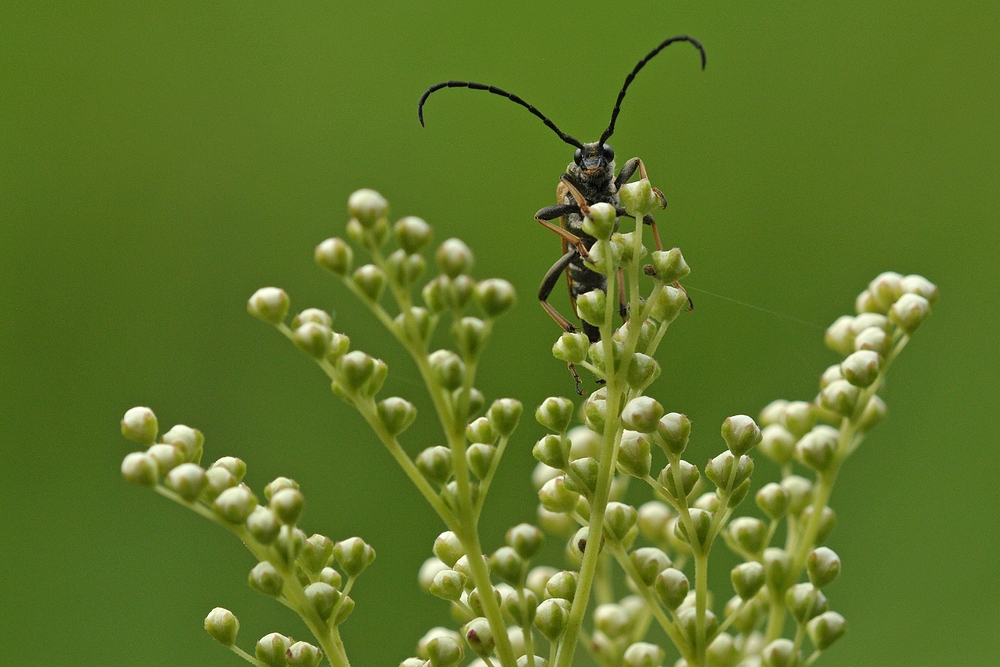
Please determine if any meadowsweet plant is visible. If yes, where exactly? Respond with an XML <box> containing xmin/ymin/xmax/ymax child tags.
<box><xmin>119</xmin><ymin>182</ymin><xmax>937</xmax><ymax>667</ymax></box>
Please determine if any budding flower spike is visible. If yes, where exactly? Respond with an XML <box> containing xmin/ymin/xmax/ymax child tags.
<box><xmin>122</xmin><ymin>180</ymin><xmax>937</xmax><ymax>667</ymax></box>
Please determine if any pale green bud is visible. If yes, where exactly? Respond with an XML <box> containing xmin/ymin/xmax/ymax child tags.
<box><xmin>900</xmin><ymin>274</ymin><xmax>938</xmax><ymax>305</ymax></box>
<box><xmin>674</xmin><ymin>508</ymin><xmax>712</xmax><ymax>547</ymax></box>
<box><xmin>204</xmin><ymin>607</ymin><xmax>239</xmax><ymax>647</ymax></box>
<box><xmin>658</xmin><ymin>460</ymin><xmax>699</xmax><ymax>500</ymax></box>
<box><xmin>840</xmin><ymin>350</ymin><xmax>881</xmax><ymax>388</ymax></box>
<box><xmin>325</xmin><ymin>332</ymin><xmax>351</xmax><ymax>363</ymax></box>
<box><xmin>626</xmin><ymin>353</ymin><xmax>660</xmax><ymax>389</ymax></box>
<box><xmin>247</xmin><ymin>287</ymin><xmax>290</xmax><ymax>325</ymax></box>
<box><xmin>525</xmin><ymin>566</ymin><xmax>557</xmax><ymax>598</ymax></box>
<box><xmin>630</xmin><ymin>547</ymin><xmax>672</xmax><ymax>586</ymax></box>
<box><xmin>334</xmin><ymin>536</ymin><xmax>376</xmax><ymax>577</ymax></box>
<box><xmin>584</xmin><ymin>395</ymin><xmax>607</xmax><ymax>433</ymax></box>
<box><xmin>394</xmin><ymin>306</ymin><xmax>432</xmax><ymax>345</ymax></box>
<box><xmin>394</xmin><ymin>216</ymin><xmax>432</xmax><ymax>253</ymax></box>
<box><xmin>824</xmin><ymin>315</ymin><xmax>856</xmax><ymax>356</ymax></box>
<box><xmin>807</xmin><ymin>611</ymin><xmax>847</xmax><ymax>650</ymax></box>
<box><xmin>428</xmin><ymin>349</ymin><xmax>465</xmax><ymax>391</ymax></box>
<box><xmin>348</xmin><ymin>188</ymin><xmax>388</xmax><ymax>228</ymax></box>
<box><xmin>467</xmin><ymin>586</ymin><xmax>501</xmax><ymax>618</ymax></box>
<box><xmin>761</xmin><ymin>638</ymin><xmax>797</xmax><ymax>667</ymax></box>
<box><xmin>506</xmin><ymin>523</ymin><xmax>544</xmax><ymax>560</ymax></box>
<box><xmin>445</xmin><ymin>274</ymin><xmax>474</xmax><ymax>310</ymax></box>
<box><xmin>462</xmin><ymin>617</ymin><xmax>495</xmax><ymax>658</ymax></box>
<box><xmin>270</xmin><ymin>487</ymin><xmax>305</xmax><ymax>525</ymax></box>
<box><xmin>352</xmin><ymin>264</ymin><xmax>386</xmax><ymax>302</ymax></box>
<box><xmin>820</xmin><ymin>378</ymin><xmax>860</xmax><ymax>416</ymax></box>
<box><xmin>214</xmin><ymin>485</ymin><xmax>258</xmax><ymax>524</ymax></box>
<box><xmin>795</xmin><ymin>426</ymin><xmax>839</xmax><ymax>472</ymax></box>
<box><xmin>121</xmin><ymin>407</ymin><xmax>158</xmax><ymax>445</ymax></box>
<box><xmin>430</xmin><ymin>569</ymin><xmax>466</xmax><ymax>602</ymax></box>
<box><xmin>730</xmin><ymin>517</ymin><xmax>768</xmax><ymax>555</ymax></box>
<box><xmin>452</xmin><ymin>317</ymin><xmax>487</xmax><ymax>361</ymax></box>
<box><xmin>121</xmin><ymin>452</ymin><xmax>158</xmax><ymax>486</ymax></box>
<box><xmin>315</xmin><ymin>237</ymin><xmax>352</xmax><ymax>275</ymax></box>
<box><xmin>466</xmin><ymin>417</ymin><xmax>496</xmax><ymax>445</ymax></box>
<box><xmin>416</xmin><ymin>446</ymin><xmax>453</xmax><ymax>485</ymax></box>
<box><xmin>853</xmin><ymin>326</ymin><xmax>892</xmax><ymax>356</ymax></box>
<box><xmin>617</xmin><ymin>430</ymin><xmax>652</xmax><ymax>479</ymax></box>
<box><xmin>534</xmin><ymin>598</ymin><xmax>570</xmax><ymax>640</ymax></box>
<box><xmin>781</xmin><ymin>401</ymin><xmax>815</xmax><ymax>438</ymax></box>
<box><xmin>604</xmin><ymin>502</ymin><xmax>638</xmax><ymax>541</ymax></box>
<box><xmin>706</xmin><ymin>634</ymin><xmax>738</xmax><ymax>667</ymax></box>
<box><xmin>854</xmin><ymin>287</ymin><xmax>880</xmax><ymax>313</ymax></box>
<box><xmin>472</xmin><ymin>278</ymin><xmax>516</xmax><ymax>318</ymax></box>
<box><xmin>287</xmin><ymin>641</ymin><xmax>323</xmax><ymax>667</ymax></box>
<box><xmin>722</xmin><ymin>415</ymin><xmax>761</xmax><ymax>456</ymax></box>
<box><xmin>756</xmin><ymin>482</ymin><xmax>790</xmax><ymax>520</ymax></box>
<box><xmin>655</xmin><ymin>412</ymin><xmax>691</xmax><ymax>456</ymax></box>
<box><xmin>820</xmin><ymin>363</ymin><xmax>844</xmax><ymax>389</ymax></box>
<box><xmin>433</xmin><ymin>531</ymin><xmax>464</xmax><ymax>567</ymax></box>
<box><xmin>615</xmin><ymin>231</ymin><xmax>647</xmax><ymax>268</ymax></box>
<box><xmin>538</xmin><ymin>476</ymin><xmax>579</xmax><ymax>513</ymax></box>
<box><xmin>246</xmin><ymin>507</ymin><xmax>280</xmax><ymax>545</ymax></box>
<box><xmin>418</xmin><ymin>557</ymin><xmax>450</xmax><ymax>592</ymax></box>
<box><xmin>488</xmin><ymin>398</ymin><xmax>523</xmax><ymax>437</ymax></box>
<box><xmin>544</xmin><ymin>570</ymin><xmax>578</xmax><ymax>601</ymax></box>
<box><xmin>623</xmin><ymin>642</ymin><xmax>664</xmax><ymax>667</ymax></box>
<box><xmin>293</xmin><ymin>321</ymin><xmax>332</xmax><ymax>359</ymax></box>
<box><xmin>763</xmin><ymin>548</ymin><xmax>791</xmax><ymax>591</ymax></box>
<box><xmin>857</xmin><ymin>394</ymin><xmax>887</xmax><ymax>431</ymax></box>
<box><xmin>466</xmin><ymin>443</ymin><xmax>494</xmax><ymax>479</ymax></box>
<box><xmin>417</xmin><ymin>628</ymin><xmax>463</xmax><ymax>660</ymax></box>
<box><xmin>249</xmin><ymin>561</ymin><xmax>284</xmax><ymax>597</ymax></box>
<box><xmin>801</xmin><ymin>505</ymin><xmax>837</xmax><ymax>543</ymax></box>
<box><xmin>300</xmin><ymin>534</ymin><xmax>334</xmax><ymax>574</ymax></box>
<box><xmin>731</xmin><ymin>561</ymin><xmax>765</xmax><ymax>599</ymax></box>
<box><xmin>552</xmin><ymin>331</ymin><xmax>589</xmax><ymax>364</ymax></box>
<box><xmin>649</xmin><ymin>248</ymin><xmax>690</xmax><ymax>284</ymax></box>
<box><xmin>851</xmin><ymin>312</ymin><xmax>892</xmax><ymax>334</ymax></box>
<box><xmin>490</xmin><ymin>546</ymin><xmax>525</xmax><ymax>585</ymax></box>
<box><xmin>161</xmin><ymin>424</ymin><xmax>203</xmax><ymax>461</ymax></box>
<box><xmin>576</xmin><ymin>289</ymin><xmax>607</xmax><ymax>327</ymax></box>
<box><xmin>890</xmin><ymin>293</ymin><xmax>931</xmax><ymax>334</ymax></box>
<box><xmin>503</xmin><ymin>588</ymin><xmax>538</xmax><ymax>626</ymax></box>
<box><xmin>649</xmin><ymin>284</ymin><xmax>687</xmax><ymax>322</ymax></box>
<box><xmin>567</xmin><ymin>526</ymin><xmax>601</xmax><ymax>562</ymax></box>
<box><xmin>677</xmin><ymin>607</ymin><xmax>718</xmax><ymax>650</ymax></box>
<box><xmin>467</xmin><ymin>387</ymin><xmax>486</xmax><ymax>417</ymax></box>
<box><xmin>256</xmin><ymin>632</ymin><xmax>291</xmax><ymax>667</ymax></box>
<box><xmin>619</xmin><ymin>179</ymin><xmax>658</xmax><ymax>217</ymax></box>
<box><xmin>304</xmin><ymin>581</ymin><xmax>339</xmax><ymax>620</ymax></box>
<box><xmin>209</xmin><ymin>457</ymin><xmax>245</xmax><ymax>482</ymax></box>
<box><xmin>166</xmin><ymin>463</ymin><xmax>206</xmax><ymax>502</ymax></box>
<box><xmin>637</xmin><ymin>501</ymin><xmax>673</xmax><ymax>543</ymax></box>
<box><xmin>726</xmin><ymin>594</ymin><xmax>766</xmax><ymax>636</ymax></box>
<box><xmin>706</xmin><ymin>452</ymin><xmax>754</xmax><ymax>491</ymax></box>
<box><xmin>622</xmin><ymin>397</ymin><xmax>664</xmax><ymax>433</ymax></box>
<box><xmin>337</xmin><ymin>350</ymin><xmax>376</xmax><ymax>390</ymax></box>
<box><xmin>786</xmin><ymin>583</ymin><xmax>828</xmax><ymax>623</ymax></box>
<box><xmin>263</xmin><ymin>476</ymin><xmax>298</xmax><ymax>501</ymax></box>
<box><xmin>594</xmin><ymin>603</ymin><xmax>631</xmax><ymax>638</ymax></box>
<box><xmin>386</xmin><ymin>248</ymin><xmax>426</xmax><ymax>289</ymax></box>
<box><xmin>536</xmin><ymin>396</ymin><xmax>575</xmax><ymax>433</ymax></box>
<box><xmin>378</xmin><ymin>397</ymin><xmax>417</xmax><ymax>436</ymax></box>
<box><xmin>759</xmin><ymin>399</ymin><xmax>788</xmax><ymax>426</ymax></box>
<box><xmin>654</xmin><ymin>568</ymin><xmax>689</xmax><ymax>610</ymax></box>
<box><xmin>568</xmin><ymin>424</ymin><xmax>601</xmax><ymax>460</ymax></box>
<box><xmin>580</xmin><ymin>202</ymin><xmax>615</xmax><ymax>240</ymax></box>
<box><xmin>537</xmin><ymin>506</ymin><xmax>576</xmax><ymax>538</ymax></box>
<box><xmin>566</xmin><ymin>457</ymin><xmax>598</xmax><ymax>495</ymax></box>
<box><xmin>436</xmin><ymin>238</ymin><xmax>473</xmax><ymax>278</ymax></box>
<box><xmin>807</xmin><ymin>546</ymin><xmax>841</xmax><ymax>588</ymax></box>
<box><xmin>423</xmin><ymin>275</ymin><xmax>448</xmax><ymax>313</ymax></box>
<box><xmin>759</xmin><ymin>424</ymin><xmax>796</xmax><ymax>466</ymax></box>
<box><xmin>202</xmin><ymin>466</ymin><xmax>238</xmax><ymax>502</ymax></box>
<box><xmin>333</xmin><ymin>598</ymin><xmax>356</xmax><ymax>626</ymax></box>
<box><xmin>274</xmin><ymin>526</ymin><xmax>307</xmax><ymax>566</ymax></box>
<box><xmin>781</xmin><ymin>475</ymin><xmax>814</xmax><ymax>515</ymax></box>
<box><xmin>868</xmin><ymin>271</ymin><xmax>904</xmax><ymax>313</ymax></box>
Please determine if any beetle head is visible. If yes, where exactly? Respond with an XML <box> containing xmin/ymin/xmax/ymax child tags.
<box><xmin>572</xmin><ymin>142</ymin><xmax>615</xmax><ymax>180</ymax></box>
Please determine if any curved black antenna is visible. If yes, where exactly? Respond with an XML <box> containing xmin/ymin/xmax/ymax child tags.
<box><xmin>600</xmin><ymin>36</ymin><xmax>707</xmax><ymax>145</ymax></box>
<box><xmin>418</xmin><ymin>80</ymin><xmax>584</xmax><ymax>149</ymax></box>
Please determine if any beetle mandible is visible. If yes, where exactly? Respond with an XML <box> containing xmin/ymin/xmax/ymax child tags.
<box><xmin>418</xmin><ymin>35</ymin><xmax>705</xmax><ymax>357</ymax></box>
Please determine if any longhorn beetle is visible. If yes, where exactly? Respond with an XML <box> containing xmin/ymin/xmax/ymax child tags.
<box><xmin>419</xmin><ymin>36</ymin><xmax>705</xmax><ymax>386</ymax></box>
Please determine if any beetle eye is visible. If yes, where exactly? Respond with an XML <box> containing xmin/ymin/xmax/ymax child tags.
<box><xmin>574</xmin><ymin>148</ymin><xmax>582</xmax><ymax>164</ymax></box>
<box><xmin>602</xmin><ymin>144</ymin><xmax>614</xmax><ymax>160</ymax></box>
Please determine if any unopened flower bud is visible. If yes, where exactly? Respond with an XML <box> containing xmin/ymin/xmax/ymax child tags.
<box><xmin>429</xmin><ymin>569</ymin><xmax>466</xmax><ymax>601</ymax></box>
<box><xmin>525</xmin><ymin>566</ymin><xmax>557</xmax><ymax>598</ymax></box>
<box><xmin>204</xmin><ymin>607</ymin><xmax>239</xmax><ymax>647</ymax></box>
<box><xmin>249</xmin><ymin>561</ymin><xmax>284</xmax><ymax>597</ymax></box>
<box><xmin>428</xmin><ymin>349</ymin><xmax>465</xmax><ymax>391</ymax></box>
<box><xmin>728</xmin><ymin>517</ymin><xmax>766</xmax><ymax>556</ymax></box>
<box><xmin>534</xmin><ymin>598</ymin><xmax>570</xmax><ymax>640</ymax></box>
<box><xmin>433</xmin><ymin>531</ymin><xmax>464</xmax><ymax>567</ymax></box>
<box><xmin>287</xmin><ymin>641</ymin><xmax>324</xmax><ymax>667</ymax></box>
<box><xmin>824</xmin><ymin>315</ymin><xmax>856</xmax><ymax>356</ymax></box>
<box><xmin>756</xmin><ymin>482</ymin><xmax>790</xmax><ymax>520</ymax></box>
<box><xmin>539</xmin><ymin>476</ymin><xmax>579</xmax><ymax>513</ymax></box>
<box><xmin>890</xmin><ymin>293</ymin><xmax>931</xmax><ymax>334</ymax></box>
<box><xmin>423</xmin><ymin>275</ymin><xmax>448</xmax><ymax>313</ymax></box>
<box><xmin>352</xmin><ymin>264</ymin><xmax>386</xmax><ymax>302</ymax></box>
<box><xmin>630</xmin><ymin>547</ymin><xmax>672</xmax><ymax>586</ymax></box>
<box><xmin>161</xmin><ymin>424</ymin><xmax>203</xmax><ymax>462</ymax></box>
<box><xmin>857</xmin><ymin>394</ymin><xmax>887</xmax><ymax>431</ymax></box>
<box><xmin>393</xmin><ymin>215</ymin><xmax>432</xmax><ymax>253</ymax></box>
<box><xmin>490</xmin><ymin>546</ymin><xmax>525</xmax><ymax>585</ymax></box>
<box><xmin>378</xmin><ymin>397</ymin><xmax>417</xmax><ymax>436</ymax></box>
<box><xmin>337</xmin><ymin>350</ymin><xmax>376</xmax><ymax>391</ymax></box>
<box><xmin>334</xmin><ymin>537</ymin><xmax>376</xmax><ymax>577</ymax></box>
<box><xmin>304</xmin><ymin>581</ymin><xmax>340</xmax><ymax>620</ymax></box>
<box><xmin>348</xmin><ymin>188</ymin><xmax>388</xmax><ymax>228</ymax></box>
<box><xmin>121</xmin><ymin>452</ymin><xmax>158</xmax><ymax>486</ymax></box>
<box><xmin>315</xmin><ymin>237</ymin><xmax>353</xmax><ymax>275</ymax></box>
<box><xmin>619</xmin><ymin>179</ymin><xmax>658</xmax><ymax>217</ymax></box>
<box><xmin>840</xmin><ymin>350</ymin><xmax>881</xmax><ymax>388</ymax></box>
<box><xmin>706</xmin><ymin>634</ymin><xmax>738</xmax><ymax>667</ymax></box>
<box><xmin>795</xmin><ymin>426</ymin><xmax>839</xmax><ymax>472</ymax></box>
<box><xmin>538</xmin><ymin>506</ymin><xmax>575</xmax><ymax>537</ymax></box>
<box><xmin>166</xmin><ymin>463</ymin><xmax>206</xmax><ymax>502</ymax></box>
<box><xmin>594</xmin><ymin>602</ymin><xmax>631</xmax><ymax>639</ymax></box>
<box><xmin>436</xmin><ymin>238</ymin><xmax>473</xmax><ymax>278</ymax></box>
<box><xmin>256</xmin><ymin>632</ymin><xmax>291</xmax><ymax>667</ymax></box>
<box><xmin>617</xmin><ymin>431</ymin><xmax>652</xmax><ymax>479</ymax></box>
<box><xmin>820</xmin><ymin>378</ymin><xmax>860</xmax><ymax>416</ymax></box>
<box><xmin>416</xmin><ymin>446</ymin><xmax>453</xmax><ymax>485</ymax></box>
<box><xmin>576</xmin><ymin>289</ymin><xmax>607</xmax><ymax>328</ymax></box>
<box><xmin>674</xmin><ymin>508</ymin><xmax>711</xmax><ymax>547</ymax></box>
<box><xmin>853</xmin><ymin>326</ymin><xmax>892</xmax><ymax>356</ymax></box>
<box><xmin>466</xmin><ymin>443</ymin><xmax>494</xmax><ymax>479</ymax></box>
<box><xmin>900</xmin><ymin>274</ymin><xmax>938</xmax><ymax>305</ymax></box>
<box><xmin>417</xmin><ymin>628</ymin><xmax>463</xmax><ymax>660</ymax></box>
<box><xmin>121</xmin><ymin>407</ymin><xmax>158</xmax><ymax>445</ymax></box>
<box><xmin>270</xmin><ymin>487</ymin><xmax>305</xmax><ymax>525</ymax></box>
<box><xmin>245</xmin><ymin>507</ymin><xmax>280</xmax><ymax>545</ymax></box>
<box><xmin>786</xmin><ymin>583</ymin><xmax>828</xmax><ymax>623</ymax></box>
<box><xmin>418</xmin><ymin>558</ymin><xmax>450</xmax><ymax>592</ymax></box>
<box><xmin>820</xmin><ymin>364</ymin><xmax>844</xmax><ymax>389</ymax></box>
<box><xmin>293</xmin><ymin>321</ymin><xmax>332</xmax><ymax>359</ymax></box>
<box><xmin>299</xmin><ymin>534</ymin><xmax>334</xmax><ymax>574</ymax></box>
<box><xmin>604</xmin><ymin>502</ymin><xmax>638</xmax><ymax>541</ymax></box>
<box><xmin>584</xmin><ymin>396</ymin><xmax>607</xmax><ymax>433</ymax></box>
<box><xmin>763</xmin><ymin>548</ymin><xmax>791</xmax><ymax>591</ymax></box>
<box><xmin>807</xmin><ymin>611</ymin><xmax>847</xmax><ymax>649</ymax></box>
<box><xmin>488</xmin><ymin>398</ymin><xmax>523</xmax><ymax>437</ymax></box>
<box><xmin>868</xmin><ymin>271</ymin><xmax>904</xmax><ymax>312</ymax></box>
<box><xmin>759</xmin><ymin>424</ymin><xmax>796</xmax><ymax>466</ymax></box>
<box><xmin>470</xmin><ymin>277</ymin><xmax>516</xmax><ymax>318</ymax></box>
<box><xmin>649</xmin><ymin>284</ymin><xmax>687</xmax><ymax>322</ymax></box>
<box><xmin>248</xmin><ymin>287</ymin><xmax>290</xmax><ymax>325</ymax></box>
<box><xmin>545</xmin><ymin>570</ymin><xmax>578</xmax><ymax>601</ymax></box>
<box><xmin>536</xmin><ymin>396</ymin><xmax>575</xmax><ymax>433</ymax></box>
<box><xmin>552</xmin><ymin>331</ymin><xmax>589</xmax><ymax>364</ymax></box>
<box><xmin>637</xmin><ymin>501</ymin><xmax>673</xmax><ymax>542</ymax></box>
<box><xmin>781</xmin><ymin>401</ymin><xmax>815</xmax><ymax>438</ymax></box>
<box><xmin>855</xmin><ymin>289</ymin><xmax>880</xmax><ymax>313</ymax></box>
<box><xmin>579</xmin><ymin>202</ymin><xmax>615</xmax><ymax>240</ymax></box>
<box><xmin>781</xmin><ymin>475</ymin><xmax>814</xmax><ymax>515</ymax></box>
<box><xmin>807</xmin><ymin>546</ymin><xmax>841</xmax><ymax>588</ymax></box>
<box><xmin>655</xmin><ymin>412</ymin><xmax>690</xmax><ymax>456</ymax></box>
<box><xmin>465</xmin><ymin>417</ymin><xmax>496</xmax><ymax>445</ymax></box>
<box><xmin>626</xmin><ymin>353</ymin><xmax>660</xmax><ymax>389</ymax></box>
<box><xmin>462</xmin><ymin>617</ymin><xmax>495</xmax><ymax>658</ymax></box>
<box><xmin>623</xmin><ymin>397</ymin><xmax>664</xmax><ymax>433</ymax></box>
<box><xmin>654</xmin><ymin>568</ymin><xmax>689</xmax><ymax>610</ymax></box>
<box><xmin>453</xmin><ymin>317</ymin><xmax>487</xmax><ymax>361</ymax></box>
<box><xmin>731</xmin><ymin>561</ymin><xmax>765</xmax><ymax>600</ymax></box>
<box><xmin>761</xmin><ymin>638</ymin><xmax>797</xmax><ymax>667</ymax></box>
<box><xmin>658</xmin><ymin>460</ymin><xmax>699</xmax><ymax>500</ymax></box>
<box><xmin>214</xmin><ymin>485</ymin><xmax>258</xmax><ymax>524</ymax></box>
<box><xmin>506</xmin><ymin>523</ymin><xmax>545</xmax><ymax>560</ymax></box>
<box><xmin>801</xmin><ymin>505</ymin><xmax>837</xmax><ymax>544</ymax></box>
<box><xmin>650</xmin><ymin>248</ymin><xmax>690</xmax><ymax>284</ymax></box>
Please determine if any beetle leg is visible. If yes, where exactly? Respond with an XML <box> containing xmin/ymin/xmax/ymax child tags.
<box><xmin>538</xmin><ymin>249</ymin><xmax>580</xmax><ymax>335</ymax></box>
<box><xmin>535</xmin><ymin>202</ymin><xmax>593</xmax><ymax>262</ymax></box>
<box><xmin>617</xmin><ymin>267</ymin><xmax>627</xmax><ymax>321</ymax></box>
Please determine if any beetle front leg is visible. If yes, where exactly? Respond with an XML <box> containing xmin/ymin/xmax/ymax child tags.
<box><xmin>538</xmin><ymin>249</ymin><xmax>580</xmax><ymax>335</ymax></box>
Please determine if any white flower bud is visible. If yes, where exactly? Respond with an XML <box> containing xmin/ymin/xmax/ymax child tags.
<box><xmin>900</xmin><ymin>274</ymin><xmax>938</xmax><ymax>305</ymax></box>
<box><xmin>166</xmin><ymin>463</ymin><xmax>206</xmax><ymax>502</ymax></box>
<box><xmin>121</xmin><ymin>452</ymin><xmax>158</xmax><ymax>486</ymax></box>
<box><xmin>121</xmin><ymin>407</ymin><xmax>158</xmax><ymax>445</ymax></box>
<box><xmin>247</xmin><ymin>287</ymin><xmax>290</xmax><ymax>325</ymax></box>
<box><xmin>395</xmin><ymin>216</ymin><xmax>432</xmax><ymax>254</ymax></box>
<box><xmin>214</xmin><ymin>485</ymin><xmax>258</xmax><ymax>524</ymax></box>
<box><xmin>619</xmin><ymin>179</ymin><xmax>659</xmax><ymax>217</ymax></box>
<box><xmin>552</xmin><ymin>331</ymin><xmax>589</xmax><ymax>364</ymax></box>
<box><xmin>347</xmin><ymin>188</ymin><xmax>388</xmax><ymax>228</ymax></box>
<box><xmin>418</xmin><ymin>557</ymin><xmax>450</xmax><ymax>592</ymax></box>
<box><xmin>853</xmin><ymin>326</ymin><xmax>892</xmax><ymax>356</ymax></box>
<box><xmin>436</xmin><ymin>238</ymin><xmax>474</xmax><ymax>278</ymax></box>
<box><xmin>576</xmin><ymin>289</ymin><xmax>607</xmax><ymax>327</ymax></box>
<box><xmin>474</xmin><ymin>278</ymin><xmax>516</xmax><ymax>317</ymax></box>
<box><xmin>583</xmin><ymin>202</ymin><xmax>617</xmax><ymax>240</ymax></box>
<box><xmin>840</xmin><ymin>350</ymin><xmax>881</xmax><ymax>387</ymax></box>
<box><xmin>204</xmin><ymin>607</ymin><xmax>239</xmax><ymax>646</ymax></box>
<box><xmin>795</xmin><ymin>425</ymin><xmax>839</xmax><ymax>472</ymax></box>
<box><xmin>650</xmin><ymin>248</ymin><xmax>690</xmax><ymax>284</ymax></box>
<box><xmin>890</xmin><ymin>293</ymin><xmax>931</xmax><ymax>334</ymax></box>
<box><xmin>315</xmin><ymin>237</ymin><xmax>352</xmax><ymax>275</ymax></box>
<box><xmin>824</xmin><ymin>315</ymin><xmax>855</xmax><ymax>356</ymax></box>
<box><xmin>161</xmin><ymin>424</ymin><xmax>203</xmax><ymax>461</ymax></box>
<box><xmin>622</xmin><ymin>397</ymin><xmax>665</xmax><ymax>433</ymax></box>
<box><xmin>868</xmin><ymin>271</ymin><xmax>904</xmax><ymax>312</ymax></box>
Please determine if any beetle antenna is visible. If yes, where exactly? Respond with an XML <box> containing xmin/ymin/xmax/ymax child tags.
<box><xmin>600</xmin><ymin>36</ymin><xmax>706</xmax><ymax>145</ymax></box>
<box><xmin>418</xmin><ymin>81</ymin><xmax>584</xmax><ymax>149</ymax></box>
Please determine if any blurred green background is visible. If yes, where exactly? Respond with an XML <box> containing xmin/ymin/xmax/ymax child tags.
<box><xmin>2</xmin><ymin>2</ymin><xmax>997</xmax><ymax>665</ymax></box>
